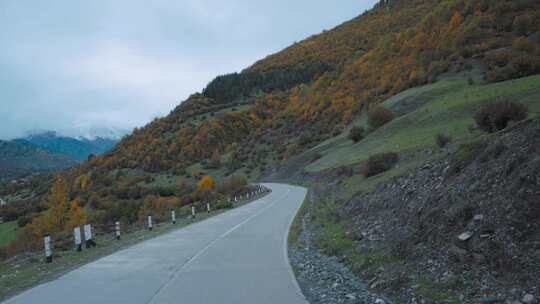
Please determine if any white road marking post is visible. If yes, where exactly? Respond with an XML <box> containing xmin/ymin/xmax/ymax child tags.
<box><xmin>44</xmin><ymin>234</ymin><xmax>52</xmax><ymax>263</ymax></box>
<box><xmin>84</xmin><ymin>224</ymin><xmax>96</xmax><ymax>248</ymax></box>
<box><xmin>73</xmin><ymin>226</ymin><xmax>82</xmax><ymax>252</ymax></box>
<box><xmin>172</xmin><ymin>210</ymin><xmax>176</xmax><ymax>224</ymax></box>
<box><xmin>115</xmin><ymin>221</ymin><xmax>121</xmax><ymax>240</ymax></box>
<box><xmin>191</xmin><ymin>206</ymin><xmax>196</xmax><ymax>218</ymax></box>
<box><xmin>148</xmin><ymin>216</ymin><xmax>153</xmax><ymax>231</ymax></box>
<box><xmin>206</xmin><ymin>203</ymin><xmax>211</xmax><ymax>213</ymax></box>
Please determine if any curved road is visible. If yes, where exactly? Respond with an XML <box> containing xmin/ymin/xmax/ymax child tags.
<box><xmin>5</xmin><ymin>183</ymin><xmax>308</xmax><ymax>304</ymax></box>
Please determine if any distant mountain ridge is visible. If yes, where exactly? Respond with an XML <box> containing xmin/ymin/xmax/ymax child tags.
<box><xmin>14</xmin><ymin>131</ymin><xmax>118</xmax><ymax>162</ymax></box>
<box><xmin>0</xmin><ymin>131</ymin><xmax>121</xmax><ymax>179</ymax></box>
<box><xmin>0</xmin><ymin>140</ymin><xmax>77</xmax><ymax>179</ymax></box>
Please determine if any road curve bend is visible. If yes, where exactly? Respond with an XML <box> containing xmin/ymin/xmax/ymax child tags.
<box><xmin>4</xmin><ymin>183</ymin><xmax>308</xmax><ymax>304</ymax></box>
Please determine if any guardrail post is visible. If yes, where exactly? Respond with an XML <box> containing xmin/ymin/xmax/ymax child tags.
<box><xmin>172</xmin><ymin>210</ymin><xmax>176</xmax><ymax>224</ymax></box>
<box><xmin>148</xmin><ymin>216</ymin><xmax>153</xmax><ymax>231</ymax></box>
<box><xmin>115</xmin><ymin>221</ymin><xmax>121</xmax><ymax>240</ymax></box>
<box><xmin>192</xmin><ymin>206</ymin><xmax>196</xmax><ymax>218</ymax></box>
<box><xmin>44</xmin><ymin>233</ymin><xmax>52</xmax><ymax>263</ymax></box>
<box><xmin>73</xmin><ymin>226</ymin><xmax>82</xmax><ymax>252</ymax></box>
<box><xmin>206</xmin><ymin>203</ymin><xmax>211</xmax><ymax>213</ymax></box>
<box><xmin>84</xmin><ymin>224</ymin><xmax>96</xmax><ymax>248</ymax></box>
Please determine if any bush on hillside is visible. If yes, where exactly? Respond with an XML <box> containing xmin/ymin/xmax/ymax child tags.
<box><xmin>311</xmin><ymin>153</ymin><xmax>322</xmax><ymax>162</ymax></box>
<box><xmin>364</xmin><ymin>152</ymin><xmax>399</xmax><ymax>177</ymax></box>
<box><xmin>368</xmin><ymin>106</ymin><xmax>396</xmax><ymax>129</ymax></box>
<box><xmin>435</xmin><ymin>133</ymin><xmax>452</xmax><ymax>148</ymax></box>
<box><xmin>216</xmin><ymin>174</ymin><xmax>247</xmax><ymax>195</ymax></box>
<box><xmin>17</xmin><ymin>213</ymin><xmax>34</xmax><ymax>228</ymax></box>
<box><xmin>348</xmin><ymin>126</ymin><xmax>365</xmax><ymax>143</ymax></box>
<box><xmin>474</xmin><ymin>100</ymin><xmax>528</xmax><ymax>133</ymax></box>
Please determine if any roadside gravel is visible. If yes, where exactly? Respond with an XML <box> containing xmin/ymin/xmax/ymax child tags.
<box><xmin>290</xmin><ymin>213</ymin><xmax>389</xmax><ymax>304</ymax></box>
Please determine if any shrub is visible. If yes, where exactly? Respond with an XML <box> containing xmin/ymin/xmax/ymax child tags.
<box><xmin>364</xmin><ymin>152</ymin><xmax>399</xmax><ymax>177</ymax></box>
<box><xmin>17</xmin><ymin>213</ymin><xmax>33</xmax><ymax>228</ymax></box>
<box><xmin>180</xmin><ymin>195</ymin><xmax>194</xmax><ymax>206</ymax></box>
<box><xmin>348</xmin><ymin>126</ymin><xmax>365</xmax><ymax>143</ymax></box>
<box><xmin>474</xmin><ymin>100</ymin><xmax>528</xmax><ymax>132</ymax></box>
<box><xmin>298</xmin><ymin>131</ymin><xmax>312</xmax><ymax>146</ymax></box>
<box><xmin>448</xmin><ymin>140</ymin><xmax>486</xmax><ymax>175</ymax></box>
<box><xmin>368</xmin><ymin>106</ymin><xmax>396</xmax><ymax>129</ymax></box>
<box><xmin>435</xmin><ymin>133</ymin><xmax>452</xmax><ymax>148</ymax></box>
<box><xmin>216</xmin><ymin>174</ymin><xmax>247</xmax><ymax>195</ymax></box>
<box><xmin>311</xmin><ymin>153</ymin><xmax>322</xmax><ymax>162</ymax></box>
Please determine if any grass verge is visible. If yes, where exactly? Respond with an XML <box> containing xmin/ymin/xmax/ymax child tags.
<box><xmin>287</xmin><ymin>189</ymin><xmax>310</xmax><ymax>247</ymax></box>
<box><xmin>0</xmin><ymin>222</ymin><xmax>17</xmax><ymax>248</ymax></box>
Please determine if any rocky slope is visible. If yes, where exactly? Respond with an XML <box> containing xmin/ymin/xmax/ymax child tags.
<box><xmin>284</xmin><ymin>119</ymin><xmax>540</xmax><ymax>304</ymax></box>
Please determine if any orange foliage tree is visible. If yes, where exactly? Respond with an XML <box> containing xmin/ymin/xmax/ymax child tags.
<box><xmin>197</xmin><ymin>176</ymin><xmax>213</xmax><ymax>191</ymax></box>
<box><xmin>23</xmin><ymin>177</ymin><xmax>87</xmax><ymax>246</ymax></box>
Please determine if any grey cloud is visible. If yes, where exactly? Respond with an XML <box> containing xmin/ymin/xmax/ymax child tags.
<box><xmin>0</xmin><ymin>0</ymin><xmax>377</xmax><ymax>139</ymax></box>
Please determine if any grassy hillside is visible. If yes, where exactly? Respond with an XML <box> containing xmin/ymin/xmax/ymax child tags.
<box><xmin>280</xmin><ymin>73</ymin><xmax>540</xmax><ymax>303</ymax></box>
<box><xmin>306</xmin><ymin>74</ymin><xmax>540</xmax><ymax>173</ymax></box>
<box><xmin>0</xmin><ymin>222</ymin><xmax>17</xmax><ymax>248</ymax></box>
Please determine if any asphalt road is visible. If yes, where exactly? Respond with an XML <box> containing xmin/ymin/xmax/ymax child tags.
<box><xmin>5</xmin><ymin>183</ymin><xmax>308</xmax><ymax>304</ymax></box>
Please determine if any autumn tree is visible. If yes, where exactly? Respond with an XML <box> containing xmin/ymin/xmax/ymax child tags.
<box><xmin>23</xmin><ymin>177</ymin><xmax>87</xmax><ymax>247</ymax></box>
<box><xmin>66</xmin><ymin>198</ymin><xmax>87</xmax><ymax>230</ymax></box>
<box><xmin>46</xmin><ymin>177</ymin><xmax>71</xmax><ymax>232</ymax></box>
<box><xmin>448</xmin><ymin>11</ymin><xmax>462</xmax><ymax>31</ymax></box>
<box><xmin>194</xmin><ymin>175</ymin><xmax>214</xmax><ymax>203</ymax></box>
<box><xmin>197</xmin><ymin>176</ymin><xmax>213</xmax><ymax>191</ymax></box>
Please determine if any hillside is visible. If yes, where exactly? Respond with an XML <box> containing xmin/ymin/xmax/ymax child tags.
<box><xmin>266</xmin><ymin>73</ymin><xmax>540</xmax><ymax>303</ymax></box>
<box><xmin>15</xmin><ymin>131</ymin><xmax>118</xmax><ymax>162</ymax></box>
<box><xmin>0</xmin><ymin>141</ymin><xmax>77</xmax><ymax>179</ymax></box>
<box><xmin>2</xmin><ymin>0</ymin><xmax>540</xmax><ymax>302</ymax></box>
<box><xmin>80</xmin><ymin>0</ymin><xmax>539</xmax><ymax>178</ymax></box>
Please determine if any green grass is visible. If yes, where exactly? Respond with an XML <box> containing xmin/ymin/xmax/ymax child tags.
<box><xmin>305</xmin><ymin>74</ymin><xmax>540</xmax><ymax>173</ymax></box>
<box><xmin>312</xmin><ymin>198</ymin><xmax>397</xmax><ymax>272</ymax></box>
<box><xmin>0</xmin><ymin>221</ymin><xmax>17</xmax><ymax>247</ymax></box>
<box><xmin>413</xmin><ymin>277</ymin><xmax>463</xmax><ymax>304</ymax></box>
<box><xmin>287</xmin><ymin>190</ymin><xmax>309</xmax><ymax>247</ymax></box>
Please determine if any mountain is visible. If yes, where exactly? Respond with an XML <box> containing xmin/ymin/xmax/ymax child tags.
<box><xmin>69</xmin><ymin>126</ymin><xmax>129</xmax><ymax>141</ymax></box>
<box><xmin>15</xmin><ymin>131</ymin><xmax>119</xmax><ymax>162</ymax></box>
<box><xmin>0</xmin><ymin>140</ymin><xmax>77</xmax><ymax>179</ymax></box>
<box><xmin>4</xmin><ymin>1</ymin><xmax>540</xmax><ymax>302</ymax></box>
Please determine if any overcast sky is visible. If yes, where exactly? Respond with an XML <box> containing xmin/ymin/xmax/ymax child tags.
<box><xmin>0</xmin><ymin>0</ymin><xmax>377</xmax><ymax>139</ymax></box>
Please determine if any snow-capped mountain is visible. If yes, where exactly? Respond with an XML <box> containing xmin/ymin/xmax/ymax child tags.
<box><xmin>67</xmin><ymin>126</ymin><xmax>130</xmax><ymax>141</ymax></box>
<box><xmin>15</xmin><ymin>129</ymin><xmax>123</xmax><ymax>162</ymax></box>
